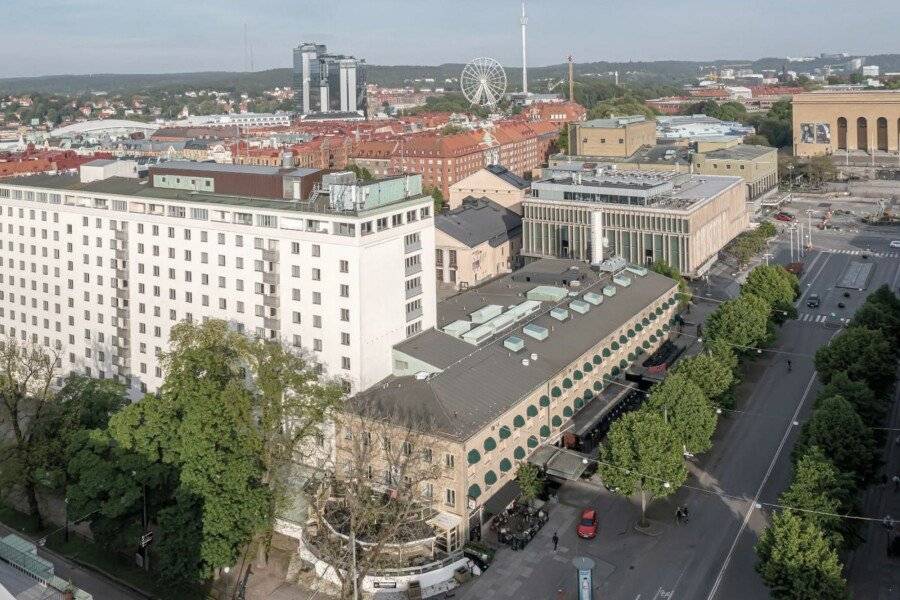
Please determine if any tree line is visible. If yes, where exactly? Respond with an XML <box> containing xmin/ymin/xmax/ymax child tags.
<box><xmin>0</xmin><ymin>320</ymin><xmax>342</xmax><ymax>593</ymax></box>
<box><xmin>755</xmin><ymin>285</ymin><xmax>900</xmax><ymax>599</ymax></box>
<box><xmin>598</xmin><ymin>258</ymin><xmax>800</xmax><ymax>523</ymax></box>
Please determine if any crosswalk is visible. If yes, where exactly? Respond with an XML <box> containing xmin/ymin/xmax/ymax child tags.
<box><xmin>824</xmin><ymin>249</ymin><xmax>900</xmax><ymax>258</ymax></box>
<box><xmin>798</xmin><ymin>313</ymin><xmax>829</xmax><ymax>323</ymax></box>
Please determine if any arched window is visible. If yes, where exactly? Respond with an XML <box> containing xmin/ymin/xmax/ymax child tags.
<box><xmin>877</xmin><ymin>117</ymin><xmax>888</xmax><ymax>151</ymax></box>
<box><xmin>857</xmin><ymin>117</ymin><xmax>868</xmax><ymax>151</ymax></box>
<box><xmin>837</xmin><ymin>117</ymin><xmax>847</xmax><ymax>150</ymax></box>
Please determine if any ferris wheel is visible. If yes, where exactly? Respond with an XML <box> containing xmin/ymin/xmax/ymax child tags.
<box><xmin>460</xmin><ymin>57</ymin><xmax>507</xmax><ymax>109</ymax></box>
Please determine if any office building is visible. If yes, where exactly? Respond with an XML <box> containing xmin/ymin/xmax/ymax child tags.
<box><xmin>568</xmin><ymin>116</ymin><xmax>656</xmax><ymax>157</ymax></box>
<box><xmin>0</xmin><ymin>164</ymin><xmax>435</xmax><ymax>397</ymax></box>
<box><xmin>522</xmin><ymin>168</ymin><xmax>748</xmax><ymax>277</ymax></box>
<box><xmin>792</xmin><ymin>90</ymin><xmax>900</xmax><ymax>156</ymax></box>
<box><xmin>346</xmin><ymin>259</ymin><xmax>680</xmax><ymax>544</ymax></box>
<box><xmin>293</xmin><ymin>43</ymin><xmax>367</xmax><ymax>116</ymax></box>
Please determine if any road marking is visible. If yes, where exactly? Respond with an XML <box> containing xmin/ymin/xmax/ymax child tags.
<box><xmin>797</xmin><ymin>251</ymin><xmax>833</xmax><ymax>304</ymax></box>
<box><xmin>705</xmin><ymin>370</ymin><xmax>819</xmax><ymax>600</ymax></box>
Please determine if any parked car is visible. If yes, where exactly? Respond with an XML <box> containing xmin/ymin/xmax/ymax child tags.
<box><xmin>774</xmin><ymin>212</ymin><xmax>795</xmax><ymax>222</ymax></box>
<box><xmin>806</xmin><ymin>294</ymin><xmax>821</xmax><ymax>308</ymax></box>
<box><xmin>890</xmin><ymin>240</ymin><xmax>900</xmax><ymax>249</ymax></box>
<box><xmin>576</xmin><ymin>508</ymin><xmax>598</xmax><ymax>539</ymax></box>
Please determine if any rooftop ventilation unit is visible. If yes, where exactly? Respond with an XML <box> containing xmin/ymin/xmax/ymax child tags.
<box><xmin>442</xmin><ymin>320</ymin><xmax>472</xmax><ymax>338</ymax></box>
<box><xmin>504</xmin><ymin>336</ymin><xmax>526</xmax><ymax>353</ymax></box>
<box><xmin>550</xmin><ymin>307</ymin><xmax>569</xmax><ymax>322</ymax></box>
<box><xmin>613</xmin><ymin>274</ymin><xmax>632</xmax><ymax>287</ymax></box>
<box><xmin>523</xmin><ymin>323</ymin><xmax>549</xmax><ymax>341</ymax></box>
<box><xmin>583</xmin><ymin>291</ymin><xmax>603</xmax><ymax>306</ymax></box>
<box><xmin>625</xmin><ymin>265</ymin><xmax>648</xmax><ymax>277</ymax></box>
<box><xmin>470</xmin><ymin>304</ymin><xmax>503</xmax><ymax>324</ymax></box>
<box><xmin>569</xmin><ymin>299</ymin><xmax>590</xmax><ymax>315</ymax></box>
<box><xmin>602</xmin><ymin>285</ymin><xmax>617</xmax><ymax>297</ymax></box>
<box><xmin>462</xmin><ymin>323</ymin><xmax>494</xmax><ymax>345</ymax></box>
<box><xmin>509</xmin><ymin>300</ymin><xmax>542</xmax><ymax>320</ymax></box>
<box><xmin>527</xmin><ymin>286</ymin><xmax>568</xmax><ymax>302</ymax></box>
<box><xmin>597</xmin><ymin>256</ymin><xmax>628</xmax><ymax>273</ymax></box>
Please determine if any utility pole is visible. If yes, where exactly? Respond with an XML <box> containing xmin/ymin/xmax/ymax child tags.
<box><xmin>568</xmin><ymin>55</ymin><xmax>575</xmax><ymax>103</ymax></box>
<box><xmin>520</xmin><ymin>1</ymin><xmax>528</xmax><ymax>95</ymax></box>
<box><xmin>806</xmin><ymin>209</ymin><xmax>815</xmax><ymax>249</ymax></box>
<box><xmin>350</xmin><ymin>516</ymin><xmax>359</xmax><ymax>600</ymax></box>
<box><xmin>763</xmin><ymin>252</ymin><xmax>773</xmax><ymax>266</ymax></box>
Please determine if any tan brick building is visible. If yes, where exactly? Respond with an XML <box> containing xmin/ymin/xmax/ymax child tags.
<box><xmin>792</xmin><ymin>90</ymin><xmax>900</xmax><ymax>157</ymax></box>
<box><xmin>568</xmin><ymin>116</ymin><xmax>656</xmax><ymax>157</ymax></box>
<box><xmin>448</xmin><ymin>165</ymin><xmax>530</xmax><ymax>214</ymax></box>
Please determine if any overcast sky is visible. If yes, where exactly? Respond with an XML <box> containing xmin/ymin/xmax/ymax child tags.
<box><xmin>3</xmin><ymin>0</ymin><xmax>899</xmax><ymax>78</ymax></box>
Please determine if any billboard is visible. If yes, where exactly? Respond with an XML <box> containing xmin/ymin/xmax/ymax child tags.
<box><xmin>815</xmin><ymin>123</ymin><xmax>831</xmax><ymax>144</ymax></box>
<box><xmin>800</xmin><ymin>122</ymin><xmax>832</xmax><ymax>144</ymax></box>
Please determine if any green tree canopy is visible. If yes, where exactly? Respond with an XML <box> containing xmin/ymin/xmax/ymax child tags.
<box><xmin>649</xmin><ymin>260</ymin><xmax>692</xmax><ymax>308</ymax></box>
<box><xmin>816</xmin><ymin>370</ymin><xmax>885</xmax><ymax>428</ymax></box>
<box><xmin>588</xmin><ymin>96</ymin><xmax>656</xmax><ymax>120</ymax></box>
<box><xmin>516</xmin><ymin>462</ymin><xmax>544</xmax><ymax>503</ymax></box>
<box><xmin>705</xmin><ymin>293</ymin><xmax>771</xmax><ymax>351</ymax></box>
<box><xmin>646</xmin><ymin>373</ymin><xmax>717</xmax><ymax>454</ymax></box>
<box><xmin>742</xmin><ymin>265</ymin><xmax>799</xmax><ymax>322</ymax></box>
<box><xmin>598</xmin><ymin>410</ymin><xmax>686</xmax><ymax>525</ymax></box>
<box><xmin>743</xmin><ymin>134</ymin><xmax>771</xmax><ymax>147</ymax></box>
<box><xmin>779</xmin><ymin>446</ymin><xmax>856</xmax><ymax>549</ymax></box>
<box><xmin>794</xmin><ymin>395</ymin><xmax>879</xmax><ymax>486</ymax></box>
<box><xmin>671</xmin><ymin>351</ymin><xmax>734</xmax><ymax>403</ymax></box>
<box><xmin>850</xmin><ymin>285</ymin><xmax>900</xmax><ymax>347</ymax></box>
<box><xmin>755</xmin><ymin>510</ymin><xmax>849</xmax><ymax>600</ymax></box>
<box><xmin>814</xmin><ymin>327</ymin><xmax>895</xmax><ymax>396</ymax></box>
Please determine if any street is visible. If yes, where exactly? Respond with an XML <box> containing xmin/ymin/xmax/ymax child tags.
<box><xmin>458</xmin><ymin>204</ymin><xmax>900</xmax><ymax>600</ymax></box>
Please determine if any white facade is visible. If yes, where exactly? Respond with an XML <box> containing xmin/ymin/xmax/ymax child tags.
<box><xmin>0</xmin><ymin>179</ymin><xmax>435</xmax><ymax>398</ymax></box>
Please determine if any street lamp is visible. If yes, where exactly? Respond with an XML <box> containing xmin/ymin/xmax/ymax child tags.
<box><xmin>805</xmin><ymin>209</ymin><xmax>815</xmax><ymax>249</ymax></box>
<box><xmin>786</xmin><ymin>164</ymin><xmax>794</xmax><ymax>202</ymax></box>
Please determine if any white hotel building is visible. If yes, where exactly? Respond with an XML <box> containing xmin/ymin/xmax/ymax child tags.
<box><xmin>0</xmin><ymin>164</ymin><xmax>435</xmax><ymax>397</ymax></box>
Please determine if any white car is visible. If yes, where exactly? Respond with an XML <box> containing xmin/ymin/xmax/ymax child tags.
<box><xmin>891</xmin><ymin>241</ymin><xmax>900</xmax><ymax>248</ymax></box>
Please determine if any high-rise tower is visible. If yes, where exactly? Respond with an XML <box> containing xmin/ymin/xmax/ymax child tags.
<box><xmin>520</xmin><ymin>1</ymin><xmax>528</xmax><ymax>95</ymax></box>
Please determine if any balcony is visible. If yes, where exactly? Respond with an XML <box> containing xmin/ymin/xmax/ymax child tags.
<box><xmin>405</xmin><ymin>262</ymin><xmax>422</xmax><ymax>277</ymax></box>
<box><xmin>114</xmin><ymin>229</ymin><xmax>128</xmax><ymax>242</ymax></box>
<box><xmin>116</xmin><ymin>327</ymin><xmax>129</xmax><ymax>339</ymax></box>
<box><xmin>263</xmin><ymin>295</ymin><xmax>280</xmax><ymax>308</ymax></box>
<box><xmin>262</xmin><ymin>249</ymin><xmax>279</xmax><ymax>262</ymax></box>
<box><xmin>405</xmin><ymin>239</ymin><xmax>422</xmax><ymax>254</ymax></box>
<box><xmin>113</xmin><ymin>355</ymin><xmax>130</xmax><ymax>368</ymax></box>
<box><xmin>406</xmin><ymin>307</ymin><xmax>423</xmax><ymax>322</ymax></box>
<box><xmin>405</xmin><ymin>285</ymin><xmax>422</xmax><ymax>300</ymax></box>
<box><xmin>115</xmin><ymin>287</ymin><xmax>129</xmax><ymax>300</ymax></box>
<box><xmin>115</xmin><ymin>307</ymin><xmax>128</xmax><ymax>320</ymax></box>
<box><xmin>115</xmin><ymin>249</ymin><xmax>127</xmax><ymax>261</ymax></box>
<box><xmin>263</xmin><ymin>317</ymin><xmax>281</xmax><ymax>331</ymax></box>
<box><xmin>115</xmin><ymin>269</ymin><xmax>128</xmax><ymax>281</ymax></box>
<box><xmin>262</xmin><ymin>271</ymin><xmax>280</xmax><ymax>285</ymax></box>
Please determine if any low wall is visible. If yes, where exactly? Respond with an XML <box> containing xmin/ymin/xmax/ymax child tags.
<box><xmin>274</xmin><ymin>518</ymin><xmax>469</xmax><ymax>595</ymax></box>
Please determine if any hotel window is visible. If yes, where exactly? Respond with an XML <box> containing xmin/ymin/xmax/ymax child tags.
<box><xmin>445</xmin><ymin>489</ymin><xmax>456</xmax><ymax>507</ymax></box>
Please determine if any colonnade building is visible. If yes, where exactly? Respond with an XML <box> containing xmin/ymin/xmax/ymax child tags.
<box><xmin>0</xmin><ymin>162</ymin><xmax>435</xmax><ymax>397</ymax></box>
<box><xmin>793</xmin><ymin>90</ymin><xmax>900</xmax><ymax>157</ymax></box>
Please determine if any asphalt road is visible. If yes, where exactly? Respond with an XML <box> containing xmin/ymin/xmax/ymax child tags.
<box><xmin>458</xmin><ymin>218</ymin><xmax>900</xmax><ymax>600</ymax></box>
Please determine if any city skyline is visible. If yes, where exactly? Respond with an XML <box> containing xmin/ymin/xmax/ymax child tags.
<box><xmin>3</xmin><ymin>0</ymin><xmax>899</xmax><ymax>78</ymax></box>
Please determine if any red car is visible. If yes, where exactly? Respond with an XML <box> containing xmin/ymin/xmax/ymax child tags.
<box><xmin>774</xmin><ymin>212</ymin><xmax>794</xmax><ymax>222</ymax></box>
<box><xmin>576</xmin><ymin>508</ymin><xmax>598</xmax><ymax>539</ymax></box>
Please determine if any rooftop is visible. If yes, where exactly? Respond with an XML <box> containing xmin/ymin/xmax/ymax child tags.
<box><xmin>579</xmin><ymin>115</ymin><xmax>649</xmax><ymax>128</ymax></box>
<box><xmin>435</xmin><ymin>197</ymin><xmax>522</xmax><ymax>248</ymax></box>
<box><xmin>700</xmin><ymin>144</ymin><xmax>776</xmax><ymax>160</ymax></box>
<box><xmin>150</xmin><ymin>160</ymin><xmax>285</xmax><ymax>176</ymax></box>
<box><xmin>353</xmin><ymin>260</ymin><xmax>677</xmax><ymax>441</ymax></box>
<box><xmin>484</xmin><ymin>164</ymin><xmax>530</xmax><ymax>190</ymax></box>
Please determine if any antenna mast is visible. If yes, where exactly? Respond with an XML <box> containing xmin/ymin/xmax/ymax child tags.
<box><xmin>520</xmin><ymin>1</ymin><xmax>528</xmax><ymax>95</ymax></box>
<box><xmin>568</xmin><ymin>55</ymin><xmax>575</xmax><ymax>102</ymax></box>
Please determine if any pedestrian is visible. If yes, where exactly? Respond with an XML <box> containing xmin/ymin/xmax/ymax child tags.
<box><xmin>675</xmin><ymin>506</ymin><xmax>683</xmax><ymax>524</ymax></box>
<box><xmin>893</xmin><ymin>475</ymin><xmax>900</xmax><ymax>491</ymax></box>
<box><xmin>552</xmin><ymin>531</ymin><xmax>559</xmax><ymax>552</ymax></box>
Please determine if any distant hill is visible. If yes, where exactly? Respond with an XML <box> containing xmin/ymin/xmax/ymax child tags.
<box><xmin>2</xmin><ymin>54</ymin><xmax>898</xmax><ymax>95</ymax></box>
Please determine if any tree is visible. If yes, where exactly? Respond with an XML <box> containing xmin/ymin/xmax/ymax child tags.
<box><xmin>646</xmin><ymin>373</ymin><xmax>717</xmax><ymax>455</ymax></box>
<box><xmin>705</xmin><ymin>293</ymin><xmax>771</xmax><ymax>352</ymax></box>
<box><xmin>794</xmin><ymin>395</ymin><xmax>879</xmax><ymax>486</ymax></box>
<box><xmin>424</xmin><ymin>186</ymin><xmax>445</xmax><ymax>212</ymax></box>
<box><xmin>308</xmin><ymin>402</ymin><xmax>443</xmax><ymax>599</ymax></box>
<box><xmin>347</xmin><ymin>164</ymin><xmax>374</xmax><ymax>182</ymax></box>
<box><xmin>814</xmin><ymin>327</ymin><xmax>895</xmax><ymax>396</ymax></box>
<box><xmin>755</xmin><ymin>510</ymin><xmax>849</xmax><ymax>600</ymax></box>
<box><xmin>744</xmin><ymin>134</ymin><xmax>771</xmax><ymax>147</ymax></box>
<box><xmin>779</xmin><ymin>446</ymin><xmax>856</xmax><ymax>548</ymax></box>
<box><xmin>598</xmin><ymin>411</ymin><xmax>687</xmax><ymax>527</ymax></box>
<box><xmin>0</xmin><ymin>338</ymin><xmax>60</xmax><ymax>528</ymax></box>
<box><xmin>742</xmin><ymin>265</ymin><xmax>799</xmax><ymax>322</ymax></box>
<box><xmin>851</xmin><ymin>285</ymin><xmax>900</xmax><ymax>347</ymax></box>
<box><xmin>649</xmin><ymin>260</ymin><xmax>692</xmax><ymax>308</ymax></box>
<box><xmin>588</xmin><ymin>96</ymin><xmax>656</xmax><ymax>120</ymax></box>
<box><xmin>516</xmin><ymin>462</ymin><xmax>544</xmax><ymax>504</ymax></box>
<box><xmin>816</xmin><ymin>370</ymin><xmax>884</xmax><ymax>429</ymax></box>
<box><xmin>671</xmin><ymin>351</ymin><xmax>734</xmax><ymax>403</ymax></box>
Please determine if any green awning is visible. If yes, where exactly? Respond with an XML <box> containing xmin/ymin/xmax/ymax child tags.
<box><xmin>602</xmin><ymin>348</ymin><xmax>611</xmax><ymax>357</ymax></box>
<box><xmin>670</xmin><ymin>317</ymin><xmax>677</xmax><ymax>325</ymax></box>
<box><xmin>484</xmin><ymin>470</ymin><xmax>497</xmax><ymax>485</ymax></box>
<box><xmin>649</xmin><ymin>335</ymin><xmax>657</xmax><ymax>343</ymax></box>
<box><xmin>642</xmin><ymin>318</ymin><xmax>650</xmax><ymax>326</ymax></box>
<box><xmin>611</xmin><ymin>341</ymin><xmax>620</xmax><ymax>351</ymax></box>
<box><xmin>656</xmin><ymin>329</ymin><xmax>663</xmax><ymax>337</ymax></box>
<box><xmin>467</xmin><ymin>449</ymin><xmax>481</xmax><ymax>464</ymax></box>
<box><xmin>499</xmin><ymin>458</ymin><xmax>512</xmax><ymax>472</ymax></box>
<box><xmin>514</xmin><ymin>446</ymin><xmax>526</xmax><ymax>460</ymax></box>
<box><xmin>527</xmin><ymin>404</ymin><xmax>539</xmax><ymax>417</ymax></box>
<box><xmin>593</xmin><ymin>380</ymin><xmax>603</xmax><ymax>391</ymax></box>
<box><xmin>663</xmin><ymin>324</ymin><xmax>671</xmax><ymax>331</ymax></box>
<box><xmin>583</xmin><ymin>362</ymin><xmax>593</xmax><ymax>372</ymax></box>
<box><xmin>468</xmin><ymin>484</ymin><xmax>482</xmax><ymax>499</ymax></box>
<box><xmin>593</xmin><ymin>354</ymin><xmax>602</xmax><ymax>364</ymax></box>
<box><xmin>540</xmin><ymin>394</ymin><xmax>550</xmax><ymax>407</ymax></box>
<box><xmin>540</xmin><ymin>425</ymin><xmax>551</xmax><ymax>438</ymax></box>
<box><xmin>527</xmin><ymin>435</ymin><xmax>538</xmax><ymax>448</ymax></box>
<box><xmin>636</xmin><ymin>347</ymin><xmax>645</xmax><ymax>356</ymax></box>
<box><xmin>642</xmin><ymin>340</ymin><xmax>651</xmax><ymax>349</ymax></box>
<box><xmin>513</xmin><ymin>415</ymin><xmax>525</xmax><ymax>428</ymax></box>
<box><xmin>620</xmin><ymin>359</ymin><xmax>628</xmax><ymax>369</ymax></box>
<box><xmin>611</xmin><ymin>366</ymin><xmax>620</xmax><ymax>376</ymax></box>
<box><xmin>627</xmin><ymin>329</ymin><xmax>635</xmax><ymax>338</ymax></box>
<box><xmin>627</xmin><ymin>352</ymin><xmax>636</xmax><ymax>361</ymax></box>
<box><xmin>656</xmin><ymin>307</ymin><xmax>663</xmax><ymax>315</ymax></box>
<box><xmin>484</xmin><ymin>437</ymin><xmax>497</xmax><ymax>452</ymax></box>
<box><xmin>552</xmin><ymin>415</ymin><xmax>562</xmax><ymax>427</ymax></box>
<box><xmin>573</xmin><ymin>370</ymin><xmax>583</xmax><ymax>380</ymax></box>
<box><xmin>575</xmin><ymin>397</ymin><xmax>584</xmax><ymax>409</ymax></box>
<box><xmin>635</xmin><ymin>323</ymin><xmax>643</xmax><ymax>331</ymax></box>
<box><xmin>650</xmin><ymin>313</ymin><xmax>657</xmax><ymax>321</ymax></box>
<box><xmin>563</xmin><ymin>406</ymin><xmax>573</xmax><ymax>417</ymax></box>
<box><xmin>563</xmin><ymin>378</ymin><xmax>573</xmax><ymax>389</ymax></box>
<box><xmin>499</xmin><ymin>425</ymin><xmax>511</xmax><ymax>439</ymax></box>
<box><xmin>583</xmin><ymin>389</ymin><xmax>593</xmax><ymax>399</ymax></box>
<box><xmin>619</xmin><ymin>335</ymin><xmax>628</xmax><ymax>344</ymax></box>
<box><xmin>551</xmin><ymin>387</ymin><xmax>562</xmax><ymax>398</ymax></box>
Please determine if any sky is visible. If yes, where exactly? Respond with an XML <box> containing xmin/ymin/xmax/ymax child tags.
<box><xmin>2</xmin><ymin>0</ymin><xmax>899</xmax><ymax>78</ymax></box>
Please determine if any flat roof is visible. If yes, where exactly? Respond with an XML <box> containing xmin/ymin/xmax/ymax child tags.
<box><xmin>700</xmin><ymin>144</ymin><xmax>776</xmax><ymax>160</ymax></box>
<box><xmin>0</xmin><ymin>173</ymin><xmax>428</xmax><ymax>216</ymax></box>
<box><xmin>580</xmin><ymin>115</ymin><xmax>649</xmax><ymax>128</ymax></box>
<box><xmin>150</xmin><ymin>161</ymin><xmax>284</xmax><ymax>176</ymax></box>
<box><xmin>435</xmin><ymin>197</ymin><xmax>521</xmax><ymax>248</ymax></box>
<box><xmin>354</xmin><ymin>260</ymin><xmax>677</xmax><ymax>441</ymax></box>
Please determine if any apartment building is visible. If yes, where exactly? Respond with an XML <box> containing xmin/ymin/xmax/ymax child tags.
<box><xmin>568</xmin><ymin>116</ymin><xmax>656</xmax><ymax>157</ymax></box>
<box><xmin>347</xmin><ymin>259</ymin><xmax>680</xmax><ymax>543</ymax></box>
<box><xmin>523</xmin><ymin>168</ymin><xmax>748</xmax><ymax>277</ymax></box>
<box><xmin>0</xmin><ymin>165</ymin><xmax>435</xmax><ymax>397</ymax></box>
<box><xmin>447</xmin><ymin>164</ymin><xmax>530</xmax><ymax>213</ymax></box>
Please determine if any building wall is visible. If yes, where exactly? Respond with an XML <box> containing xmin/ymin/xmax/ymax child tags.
<box><xmin>434</xmin><ymin>231</ymin><xmax>520</xmax><ymax>290</ymax></box>
<box><xmin>792</xmin><ymin>91</ymin><xmax>900</xmax><ymax>157</ymax></box>
<box><xmin>150</xmin><ymin>166</ymin><xmax>285</xmax><ymax>199</ymax></box>
<box><xmin>570</xmin><ymin>120</ymin><xmax>656</xmax><ymax>157</ymax></box>
<box><xmin>691</xmin><ymin>147</ymin><xmax>778</xmax><ymax>199</ymax></box>
<box><xmin>447</xmin><ymin>169</ymin><xmax>528</xmax><ymax>213</ymax></box>
<box><xmin>0</xmin><ymin>183</ymin><xmax>435</xmax><ymax>397</ymax></box>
